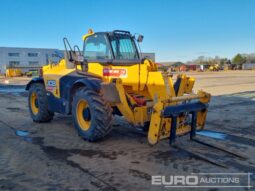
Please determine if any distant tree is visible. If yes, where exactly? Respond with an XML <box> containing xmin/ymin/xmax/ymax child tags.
<box><xmin>245</xmin><ymin>54</ymin><xmax>255</xmax><ymax>63</ymax></box>
<box><xmin>232</xmin><ymin>54</ymin><xmax>246</xmax><ymax>65</ymax></box>
<box><xmin>193</xmin><ymin>56</ymin><xmax>208</xmax><ymax>65</ymax></box>
<box><xmin>227</xmin><ymin>59</ymin><xmax>232</xmax><ymax>65</ymax></box>
<box><xmin>220</xmin><ymin>58</ymin><xmax>228</xmax><ymax>66</ymax></box>
<box><xmin>197</xmin><ymin>56</ymin><xmax>205</xmax><ymax>64</ymax></box>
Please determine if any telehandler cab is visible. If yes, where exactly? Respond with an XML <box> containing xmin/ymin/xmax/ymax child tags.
<box><xmin>26</xmin><ymin>29</ymin><xmax>211</xmax><ymax>145</ymax></box>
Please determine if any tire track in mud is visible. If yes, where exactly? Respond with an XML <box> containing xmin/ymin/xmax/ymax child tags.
<box><xmin>0</xmin><ymin>119</ymin><xmax>119</xmax><ymax>191</ymax></box>
<box><xmin>39</xmin><ymin>143</ymin><xmax>118</xmax><ymax>191</ymax></box>
<box><xmin>1</xmin><ymin>91</ymin><xmax>255</xmax><ymax>189</ymax></box>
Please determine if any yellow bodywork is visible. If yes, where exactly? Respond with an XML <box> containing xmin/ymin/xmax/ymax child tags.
<box><xmin>6</xmin><ymin>69</ymin><xmax>22</xmax><ymax>77</ymax></box>
<box><xmin>42</xmin><ymin>57</ymin><xmax>210</xmax><ymax>145</ymax></box>
<box><xmin>42</xmin><ymin>60</ymin><xmax>74</xmax><ymax>98</ymax></box>
<box><xmin>209</xmin><ymin>64</ymin><xmax>220</xmax><ymax>71</ymax></box>
<box><xmin>41</xmin><ymin>30</ymin><xmax>211</xmax><ymax>145</ymax></box>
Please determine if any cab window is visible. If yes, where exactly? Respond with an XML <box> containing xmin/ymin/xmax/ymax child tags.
<box><xmin>110</xmin><ymin>36</ymin><xmax>139</xmax><ymax>60</ymax></box>
<box><xmin>84</xmin><ymin>34</ymin><xmax>112</xmax><ymax>60</ymax></box>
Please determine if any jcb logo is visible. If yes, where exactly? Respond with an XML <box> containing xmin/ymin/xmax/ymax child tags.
<box><xmin>47</xmin><ymin>80</ymin><xmax>56</xmax><ymax>87</ymax></box>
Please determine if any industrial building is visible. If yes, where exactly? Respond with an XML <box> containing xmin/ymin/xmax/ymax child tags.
<box><xmin>0</xmin><ymin>47</ymin><xmax>62</xmax><ymax>74</ymax></box>
<box><xmin>0</xmin><ymin>47</ymin><xmax>155</xmax><ymax>74</ymax></box>
<box><xmin>242</xmin><ymin>63</ymin><xmax>255</xmax><ymax>70</ymax></box>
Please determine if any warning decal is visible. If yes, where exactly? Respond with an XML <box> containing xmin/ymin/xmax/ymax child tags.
<box><xmin>103</xmin><ymin>68</ymin><xmax>127</xmax><ymax>78</ymax></box>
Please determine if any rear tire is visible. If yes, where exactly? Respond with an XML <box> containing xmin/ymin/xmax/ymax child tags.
<box><xmin>28</xmin><ymin>83</ymin><xmax>54</xmax><ymax>122</ymax></box>
<box><xmin>72</xmin><ymin>87</ymin><xmax>113</xmax><ymax>141</ymax></box>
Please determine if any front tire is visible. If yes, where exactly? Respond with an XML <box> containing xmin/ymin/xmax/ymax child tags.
<box><xmin>28</xmin><ymin>83</ymin><xmax>54</xmax><ymax>122</ymax></box>
<box><xmin>72</xmin><ymin>87</ymin><xmax>113</xmax><ymax>141</ymax></box>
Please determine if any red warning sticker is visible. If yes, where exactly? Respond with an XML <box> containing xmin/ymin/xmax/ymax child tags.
<box><xmin>103</xmin><ymin>68</ymin><xmax>127</xmax><ymax>78</ymax></box>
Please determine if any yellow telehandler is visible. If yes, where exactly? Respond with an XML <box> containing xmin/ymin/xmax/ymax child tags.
<box><xmin>26</xmin><ymin>30</ymin><xmax>210</xmax><ymax>145</ymax></box>
<box><xmin>6</xmin><ymin>68</ymin><xmax>23</xmax><ymax>77</ymax></box>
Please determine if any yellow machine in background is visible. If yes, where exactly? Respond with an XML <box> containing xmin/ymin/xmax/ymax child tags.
<box><xmin>26</xmin><ymin>30</ymin><xmax>211</xmax><ymax>145</ymax></box>
<box><xmin>209</xmin><ymin>64</ymin><xmax>220</xmax><ymax>71</ymax></box>
<box><xmin>6</xmin><ymin>68</ymin><xmax>22</xmax><ymax>77</ymax></box>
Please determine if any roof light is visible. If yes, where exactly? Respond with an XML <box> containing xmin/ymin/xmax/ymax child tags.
<box><xmin>88</xmin><ymin>29</ymin><xmax>94</xmax><ymax>34</ymax></box>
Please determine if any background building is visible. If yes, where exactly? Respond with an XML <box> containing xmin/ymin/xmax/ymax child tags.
<box><xmin>0</xmin><ymin>47</ymin><xmax>155</xmax><ymax>74</ymax></box>
<box><xmin>0</xmin><ymin>47</ymin><xmax>61</xmax><ymax>74</ymax></box>
<box><xmin>242</xmin><ymin>63</ymin><xmax>255</xmax><ymax>70</ymax></box>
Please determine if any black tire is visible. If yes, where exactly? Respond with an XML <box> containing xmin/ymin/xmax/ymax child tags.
<box><xmin>72</xmin><ymin>87</ymin><xmax>113</xmax><ymax>141</ymax></box>
<box><xmin>28</xmin><ymin>83</ymin><xmax>54</xmax><ymax>122</ymax></box>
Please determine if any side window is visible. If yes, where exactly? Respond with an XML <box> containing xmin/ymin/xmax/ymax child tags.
<box><xmin>110</xmin><ymin>37</ymin><xmax>138</xmax><ymax>60</ymax></box>
<box><xmin>119</xmin><ymin>38</ymin><xmax>137</xmax><ymax>59</ymax></box>
<box><xmin>84</xmin><ymin>34</ymin><xmax>112</xmax><ymax>60</ymax></box>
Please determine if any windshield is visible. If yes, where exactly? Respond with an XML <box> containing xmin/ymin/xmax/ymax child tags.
<box><xmin>83</xmin><ymin>33</ymin><xmax>140</xmax><ymax>61</ymax></box>
<box><xmin>83</xmin><ymin>34</ymin><xmax>112</xmax><ymax>60</ymax></box>
<box><xmin>109</xmin><ymin>34</ymin><xmax>139</xmax><ymax>60</ymax></box>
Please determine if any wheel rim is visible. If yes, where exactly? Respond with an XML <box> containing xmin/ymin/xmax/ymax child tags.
<box><xmin>30</xmin><ymin>92</ymin><xmax>39</xmax><ymax>114</ymax></box>
<box><xmin>76</xmin><ymin>99</ymin><xmax>91</xmax><ymax>131</ymax></box>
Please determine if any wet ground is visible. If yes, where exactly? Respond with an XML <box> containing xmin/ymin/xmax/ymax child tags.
<box><xmin>0</xmin><ymin>71</ymin><xmax>255</xmax><ymax>191</ymax></box>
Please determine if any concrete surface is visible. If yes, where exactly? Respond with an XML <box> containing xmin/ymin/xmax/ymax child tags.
<box><xmin>0</xmin><ymin>71</ymin><xmax>255</xmax><ymax>191</ymax></box>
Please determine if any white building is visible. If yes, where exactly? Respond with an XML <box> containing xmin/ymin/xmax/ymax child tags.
<box><xmin>0</xmin><ymin>47</ymin><xmax>61</xmax><ymax>74</ymax></box>
<box><xmin>0</xmin><ymin>47</ymin><xmax>155</xmax><ymax>74</ymax></box>
<box><xmin>242</xmin><ymin>63</ymin><xmax>255</xmax><ymax>70</ymax></box>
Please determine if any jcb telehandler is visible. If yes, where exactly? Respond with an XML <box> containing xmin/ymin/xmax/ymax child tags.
<box><xmin>26</xmin><ymin>30</ymin><xmax>210</xmax><ymax>145</ymax></box>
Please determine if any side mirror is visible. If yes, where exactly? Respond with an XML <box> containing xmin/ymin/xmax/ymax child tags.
<box><xmin>137</xmin><ymin>35</ymin><xmax>144</xmax><ymax>43</ymax></box>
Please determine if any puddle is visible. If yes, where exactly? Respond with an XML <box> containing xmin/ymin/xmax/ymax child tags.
<box><xmin>197</xmin><ymin>130</ymin><xmax>255</xmax><ymax>147</ymax></box>
<box><xmin>0</xmin><ymin>87</ymin><xmax>27</xmax><ymax>97</ymax></box>
<box><xmin>0</xmin><ymin>85</ymin><xmax>26</xmax><ymax>93</ymax></box>
<box><xmin>197</xmin><ymin>130</ymin><xmax>226</xmax><ymax>140</ymax></box>
<box><xmin>13</xmin><ymin>129</ymin><xmax>122</xmax><ymax>160</ymax></box>
<box><xmin>14</xmin><ymin>130</ymin><xmax>43</xmax><ymax>144</ymax></box>
<box><xmin>0</xmin><ymin>88</ymin><xmax>25</xmax><ymax>93</ymax></box>
<box><xmin>10</xmin><ymin>127</ymin><xmax>117</xmax><ymax>190</ymax></box>
<box><xmin>15</xmin><ymin>130</ymin><xmax>30</xmax><ymax>137</ymax></box>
